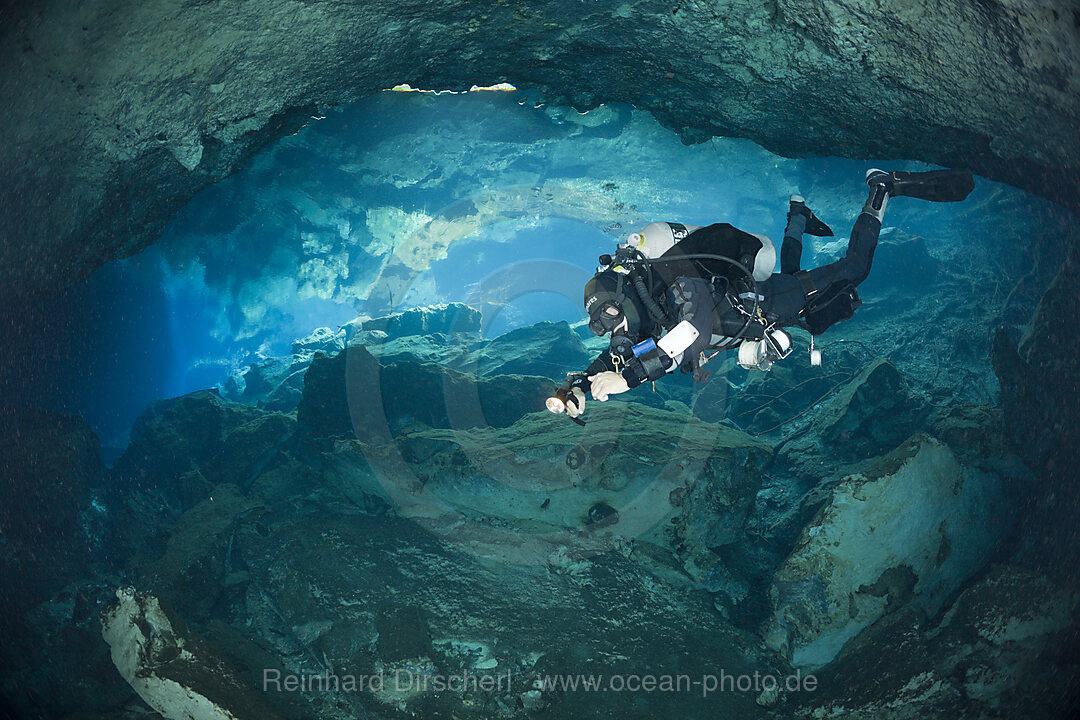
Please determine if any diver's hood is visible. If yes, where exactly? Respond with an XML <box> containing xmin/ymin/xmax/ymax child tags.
<box><xmin>583</xmin><ymin>270</ymin><xmax>648</xmax><ymax>338</ymax></box>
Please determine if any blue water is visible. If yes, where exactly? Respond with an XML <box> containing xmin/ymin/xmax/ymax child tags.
<box><xmin>13</xmin><ymin>91</ymin><xmax>1068</xmax><ymax>448</ymax></box>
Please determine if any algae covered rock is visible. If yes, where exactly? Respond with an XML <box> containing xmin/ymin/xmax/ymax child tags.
<box><xmin>296</xmin><ymin>346</ymin><xmax>556</xmax><ymax>440</ymax></box>
<box><xmin>817</xmin><ymin>358</ymin><xmax>927</xmax><ymax>458</ymax></box>
<box><xmin>346</xmin><ymin>302</ymin><xmax>480</xmax><ymax>340</ymax></box>
<box><xmin>396</xmin><ymin>402</ymin><xmax>771</xmax><ymax>580</ymax></box>
<box><xmin>116</xmin><ymin>390</ymin><xmax>294</xmax><ymax>510</ymax></box>
<box><xmin>474</xmin><ymin>320</ymin><xmax>593</xmax><ymax>378</ymax></box>
<box><xmin>764</xmin><ymin>434</ymin><xmax>1013</xmax><ymax>668</ymax></box>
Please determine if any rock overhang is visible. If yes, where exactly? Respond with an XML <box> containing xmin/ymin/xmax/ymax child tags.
<box><xmin>1</xmin><ymin>0</ymin><xmax>1077</xmax><ymax>301</ymax></box>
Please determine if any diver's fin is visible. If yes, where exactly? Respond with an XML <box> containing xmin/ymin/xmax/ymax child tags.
<box><xmin>804</xmin><ymin>212</ymin><xmax>834</xmax><ymax>237</ymax></box>
<box><xmin>788</xmin><ymin>195</ymin><xmax>834</xmax><ymax>237</ymax></box>
<box><xmin>866</xmin><ymin>168</ymin><xmax>975</xmax><ymax>202</ymax></box>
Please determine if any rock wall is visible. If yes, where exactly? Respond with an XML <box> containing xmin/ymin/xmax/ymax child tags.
<box><xmin>2</xmin><ymin>0</ymin><xmax>1078</xmax><ymax>298</ymax></box>
<box><xmin>764</xmin><ymin>435</ymin><xmax>1014</xmax><ymax>669</ymax></box>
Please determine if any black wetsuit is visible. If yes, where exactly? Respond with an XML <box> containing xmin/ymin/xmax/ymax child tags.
<box><xmin>583</xmin><ymin>212</ymin><xmax>882</xmax><ymax>383</ymax></box>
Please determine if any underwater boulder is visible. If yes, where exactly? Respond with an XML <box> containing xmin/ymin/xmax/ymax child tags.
<box><xmin>223</xmin><ymin>327</ymin><xmax>347</xmax><ymax>411</ymax></box>
<box><xmin>992</xmin><ymin>251</ymin><xmax>1080</xmax><ymax>573</ymax></box>
<box><xmin>116</xmin><ymin>390</ymin><xmax>294</xmax><ymax>510</ymax></box>
<box><xmin>716</xmin><ymin>343</ymin><xmax>864</xmax><ymax>431</ymax></box>
<box><xmin>398</xmin><ymin>402</ymin><xmax>771</xmax><ymax>579</ymax></box>
<box><xmin>995</xmin><ymin>248</ymin><xmax>1080</xmax><ymax>473</ymax></box>
<box><xmin>144</xmin><ymin>483</ymin><xmax>264</xmax><ymax>621</ymax></box>
<box><xmin>764</xmin><ymin>434</ymin><xmax>1013</xmax><ymax>669</ymax></box>
<box><xmin>342</xmin><ymin>305</ymin><xmax>486</xmax><ymax>368</ymax></box>
<box><xmin>345</xmin><ymin>303</ymin><xmax>481</xmax><ymax>340</ymax></box>
<box><xmin>0</xmin><ymin>580</ymin><xmax>133</xmax><ymax>718</ymax></box>
<box><xmin>474</xmin><ymin>320</ymin><xmax>593</xmax><ymax>378</ymax></box>
<box><xmin>101</xmin><ymin>587</ymin><xmax>282</xmax><ymax>720</ymax></box>
<box><xmin>224</xmin><ymin>505</ymin><xmax>778</xmax><ymax>719</ymax></box>
<box><xmin>296</xmin><ymin>346</ymin><xmax>555</xmax><ymax>440</ymax></box>
<box><xmin>817</xmin><ymin>358</ymin><xmax>927</xmax><ymax>458</ymax></box>
<box><xmin>297</xmin><ymin>346</ymin><xmax>383</xmax><ymax>440</ymax></box>
<box><xmin>223</xmin><ymin>354</ymin><xmax>303</xmax><ymax>409</ymax></box>
<box><xmin>799</xmin><ymin>564</ymin><xmax>1080</xmax><ymax>718</ymax></box>
<box><xmin>358</xmin><ymin>330</ymin><xmax>480</xmax><ymax>367</ymax></box>
<box><xmin>290</xmin><ymin>326</ymin><xmax>346</xmax><ymax>355</ymax></box>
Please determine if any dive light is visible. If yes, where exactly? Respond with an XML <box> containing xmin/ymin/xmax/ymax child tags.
<box><xmin>547</xmin><ymin>373</ymin><xmax>586</xmax><ymax>426</ymax></box>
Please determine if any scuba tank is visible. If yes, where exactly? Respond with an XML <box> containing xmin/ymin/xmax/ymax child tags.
<box><xmin>627</xmin><ymin>222</ymin><xmax>703</xmax><ymax>259</ymax></box>
<box><xmin>629</xmin><ymin>222</ymin><xmax>777</xmax><ymax>282</ymax></box>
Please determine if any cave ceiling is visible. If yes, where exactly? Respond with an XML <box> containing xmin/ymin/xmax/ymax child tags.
<box><xmin>1</xmin><ymin>0</ymin><xmax>1077</xmax><ymax>299</ymax></box>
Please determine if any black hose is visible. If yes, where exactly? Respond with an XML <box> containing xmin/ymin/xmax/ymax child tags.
<box><xmin>631</xmin><ymin>271</ymin><xmax>673</xmax><ymax>328</ymax></box>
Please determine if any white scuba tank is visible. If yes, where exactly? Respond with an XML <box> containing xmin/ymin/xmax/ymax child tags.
<box><xmin>627</xmin><ymin>222</ymin><xmax>701</xmax><ymax>259</ymax></box>
<box><xmin>627</xmin><ymin>222</ymin><xmax>776</xmax><ymax>281</ymax></box>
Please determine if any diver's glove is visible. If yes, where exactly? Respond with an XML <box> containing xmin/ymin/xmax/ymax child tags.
<box><xmin>589</xmin><ymin>371</ymin><xmax>630</xmax><ymax>402</ymax></box>
<box><xmin>565</xmin><ymin>387</ymin><xmax>586</xmax><ymax>418</ymax></box>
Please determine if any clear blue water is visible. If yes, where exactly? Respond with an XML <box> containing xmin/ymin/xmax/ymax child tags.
<box><xmin>12</xmin><ymin>91</ymin><xmax>1068</xmax><ymax>449</ymax></box>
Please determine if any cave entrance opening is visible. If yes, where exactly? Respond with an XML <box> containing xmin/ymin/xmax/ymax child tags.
<box><xmin>20</xmin><ymin>89</ymin><xmax>1072</xmax><ymax>450</ymax></box>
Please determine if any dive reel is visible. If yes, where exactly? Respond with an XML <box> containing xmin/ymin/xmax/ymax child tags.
<box><xmin>737</xmin><ymin>329</ymin><xmax>794</xmax><ymax>372</ymax></box>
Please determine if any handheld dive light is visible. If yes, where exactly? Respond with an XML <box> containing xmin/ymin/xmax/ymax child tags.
<box><xmin>547</xmin><ymin>373</ymin><xmax>587</xmax><ymax>426</ymax></box>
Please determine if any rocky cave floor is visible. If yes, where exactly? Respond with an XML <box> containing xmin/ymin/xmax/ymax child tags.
<box><xmin>4</xmin><ymin>243</ymin><xmax>1080</xmax><ymax>720</ymax></box>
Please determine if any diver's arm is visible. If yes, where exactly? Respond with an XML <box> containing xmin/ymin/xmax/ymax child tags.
<box><xmin>664</xmin><ymin>277</ymin><xmax>716</xmax><ymax>373</ymax></box>
<box><xmin>582</xmin><ymin>350</ymin><xmax>633</xmax><ymax>400</ymax></box>
<box><xmin>583</xmin><ymin>352</ymin><xmax>618</xmax><ymax>382</ymax></box>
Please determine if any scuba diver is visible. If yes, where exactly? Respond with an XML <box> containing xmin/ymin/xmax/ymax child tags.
<box><xmin>547</xmin><ymin>168</ymin><xmax>975</xmax><ymax>421</ymax></box>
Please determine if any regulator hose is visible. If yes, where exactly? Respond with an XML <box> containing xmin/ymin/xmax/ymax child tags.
<box><xmin>631</xmin><ymin>270</ymin><xmax>674</xmax><ymax>328</ymax></box>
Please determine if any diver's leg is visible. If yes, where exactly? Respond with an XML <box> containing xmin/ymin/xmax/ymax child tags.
<box><xmin>801</xmin><ymin>167</ymin><xmax>974</xmax><ymax>293</ymax></box>
<box><xmin>802</xmin><ymin>176</ymin><xmax>886</xmax><ymax>291</ymax></box>
<box><xmin>865</xmin><ymin>167</ymin><xmax>975</xmax><ymax>202</ymax></box>
<box><xmin>782</xmin><ymin>195</ymin><xmax>834</xmax><ymax>274</ymax></box>
<box><xmin>781</xmin><ymin>196</ymin><xmax>807</xmax><ymax>274</ymax></box>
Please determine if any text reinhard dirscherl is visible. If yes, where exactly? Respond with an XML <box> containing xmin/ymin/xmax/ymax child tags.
<box><xmin>262</xmin><ymin>668</ymin><xmax>818</xmax><ymax>697</ymax></box>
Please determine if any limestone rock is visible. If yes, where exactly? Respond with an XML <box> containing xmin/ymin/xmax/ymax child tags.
<box><xmin>0</xmin><ymin>580</ymin><xmax>131</xmax><ymax>718</ymax></box>
<box><xmin>2</xmin><ymin>0</ymin><xmax>1078</xmax><ymax>299</ymax></box>
<box><xmin>718</xmin><ymin>344</ymin><xmax>864</xmax><ymax>431</ymax></box>
<box><xmin>798</xmin><ymin>565</ymin><xmax>1080</xmax><ymax>719</ymax></box>
<box><xmin>296</xmin><ymin>346</ymin><xmax>555</xmax><ymax>440</ymax></box>
<box><xmin>222</xmin><ymin>355</ymin><xmax>303</xmax><ymax>410</ymax></box>
<box><xmin>232</xmin><ymin>507</ymin><xmax>779</xmax><ymax>719</ymax></box>
<box><xmin>817</xmin><ymin>358</ymin><xmax>927</xmax><ymax>458</ymax></box>
<box><xmin>223</xmin><ymin>327</ymin><xmax>347</xmax><ymax>412</ymax></box>
<box><xmin>764</xmin><ymin>434</ymin><xmax>1013</xmax><ymax>668</ymax></box>
<box><xmin>397</xmin><ymin>402</ymin><xmax>771</xmax><ymax>579</ymax></box>
<box><xmin>357</xmin><ymin>331</ymin><xmax>477</xmax><ymax>368</ymax></box>
<box><xmin>290</xmin><ymin>326</ymin><xmax>346</xmax><ymax>356</ymax></box>
<box><xmin>116</xmin><ymin>391</ymin><xmax>294</xmax><ymax>510</ymax></box>
<box><xmin>146</xmin><ymin>483</ymin><xmax>263</xmax><ymax>621</ymax></box>
<box><xmin>346</xmin><ymin>303</ymin><xmax>480</xmax><ymax>340</ymax></box>
<box><xmin>474</xmin><ymin>320</ymin><xmax>593</xmax><ymax>378</ymax></box>
<box><xmin>992</xmin><ymin>248</ymin><xmax>1080</xmax><ymax>569</ymax></box>
<box><xmin>101</xmin><ymin>587</ymin><xmax>281</xmax><ymax>720</ymax></box>
<box><xmin>0</xmin><ymin>407</ymin><xmax>103</xmax><ymax>620</ymax></box>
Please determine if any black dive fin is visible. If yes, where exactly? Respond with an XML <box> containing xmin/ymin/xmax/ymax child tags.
<box><xmin>804</xmin><ymin>211</ymin><xmax>834</xmax><ymax>237</ymax></box>
<box><xmin>889</xmin><ymin>169</ymin><xmax>975</xmax><ymax>203</ymax></box>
